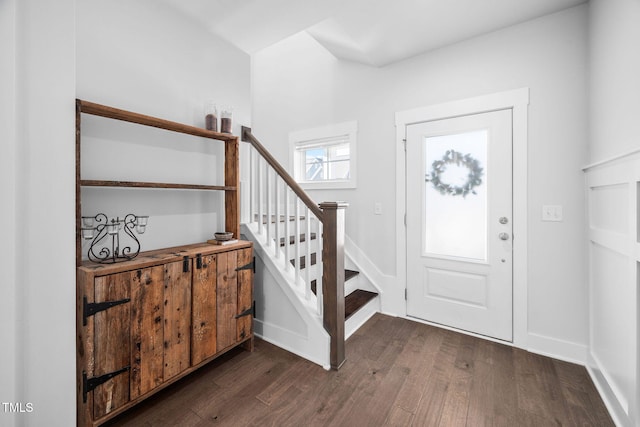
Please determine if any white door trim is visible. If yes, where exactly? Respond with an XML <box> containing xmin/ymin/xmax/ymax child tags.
<box><xmin>395</xmin><ymin>88</ymin><xmax>529</xmax><ymax>349</ymax></box>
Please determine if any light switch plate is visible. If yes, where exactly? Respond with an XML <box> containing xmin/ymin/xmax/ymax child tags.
<box><xmin>542</xmin><ymin>205</ymin><xmax>563</xmax><ymax>222</ymax></box>
<box><xmin>374</xmin><ymin>202</ymin><xmax>382</xmax><ymax>215</ymax></box>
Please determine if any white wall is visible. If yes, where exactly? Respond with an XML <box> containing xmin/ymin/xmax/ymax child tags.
<box><xmin>0</xmin><ymin>1</ymin><xmax>18</xmax><ymax>426</ymax></box>
<box><xmin>76</xmin><ymin>0</ymin><xmax>251</xmax><ymax>252</ymax></box>
<box><xmin>253</xmin><ymin>5</ymin><xmax>589</xmax><ymax>359</ymax></box>
<box><xmin>587</xmin><ymin>0</ymin><xmax>640</xmax><ymax>425</ymax></box>
<box><xmin>0</xmin><ymin>2</ymin><xmax>250</xmax><ymax>426</ymax></box>
<box><xmin>3</xmin><ymin>0</ymin><xmax>77</xmax><ymax>426</ymax></box>
<box><xmin>589</xmin><ymin>0</ymin><xmax>640</xmax><ymax>162</ymax></box>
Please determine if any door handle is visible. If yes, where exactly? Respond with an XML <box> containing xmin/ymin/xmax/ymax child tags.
<box><xmin>499</xmin><ymin>232</ymin><xmax>510</xmax><ymax>241</ymax></box>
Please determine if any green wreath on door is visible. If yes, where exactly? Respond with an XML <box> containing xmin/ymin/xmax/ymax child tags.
<box><xmin>425</xmin><ymin>149</ymin><xmax>483</xmax><ymax>198</ymax></box>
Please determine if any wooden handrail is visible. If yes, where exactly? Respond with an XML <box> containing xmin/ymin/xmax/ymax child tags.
<box><xmin>241</xmin><ymin>127</ymin><xmax>324</xmax><ymax>221</ymax></box>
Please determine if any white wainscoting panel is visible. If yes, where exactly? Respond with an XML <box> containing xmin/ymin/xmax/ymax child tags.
<box><xmin>584</xmin><ymin>152</ymin><xmax>640</xmax><ymax>427</ymax></box>
<box><xmin>590</xmin><ymin>183</ymin><xmax>629</xmax><ymax>234</ymax></box>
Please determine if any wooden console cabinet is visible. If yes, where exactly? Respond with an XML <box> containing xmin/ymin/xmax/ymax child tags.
<box><xmin>76</xmin><ymin>241</ymin><xmax>253</xmax><ymax>426</ymax></box>
<box><xmin>75</xmin><ymin>101</ymin><xmax>252</xmax><ymax>426</ymax></box>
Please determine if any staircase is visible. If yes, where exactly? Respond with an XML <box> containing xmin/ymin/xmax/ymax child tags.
<box><xmin>262</xmin><ymin>213</ymin><xmax>378</xmax><ymax>321</ymax></box>
<box><xmin>241</xmin><ymin>128</ymin><xmax>379</xmax><ymax>370</ymax></box>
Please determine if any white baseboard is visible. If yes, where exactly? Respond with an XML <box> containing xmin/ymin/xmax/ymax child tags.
<box><xmin>527</xmin><ymin>332</ymin><xmax>587</xmax><ymax>365</ymax></box>
<box><xmin>254</xmin><ymin>319</ymin><xmax>330</xmax><ymax>370</ymax></box>
<box><xmin>586</xmin><ymin>352</ymin><xmax>631</xmax><ymax>427</ymax></box>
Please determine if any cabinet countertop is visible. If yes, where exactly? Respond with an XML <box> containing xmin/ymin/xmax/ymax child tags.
<box><xmin>78</xmin><ymin>240</ymin><xmax>253</xmax><ymax>275</ymax></box>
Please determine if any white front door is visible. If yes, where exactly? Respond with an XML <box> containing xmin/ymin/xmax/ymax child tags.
<box><xmin>406</xmin><ymin>109</ymin><xmax>513</xmax><ymax>341</ymax></box>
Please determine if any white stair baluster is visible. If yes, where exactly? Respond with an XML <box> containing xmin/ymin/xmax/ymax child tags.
<box><xmin>284</xmin><ymin>186</ymin><xmax>291</xmax><ymax>272</ymax></box>
<box><xmin>305</xmin><ymin>206</ymin><xmax>312</xmax><ymax>301</ymax></box>
<box><xmin>294</xmin><ymin>198</ymin><xmax>301</xmax><ymax>287</ymax></box>
<box><xmin>316</xmin><ymin>218</ymin><xmax>323</xmax><ymax>316</ymax></box>
<box><xmin>249</xmin><ymin>146</ymin><xmax>255</xmax><ymax>224</ymax></box>
<box><xmin>265</xmin><ymin>167</ymin><xmax>271</xmax><ymax>247</ymax></box>
<box><xmin>274</xmin><ymin>175</ymin><xmax>280</xmax><ymax>259</ymax></box>
<box><xmin>257</xmin><ymin>155</ymin><xmax>263</xmax><ymax>236</ymax></box>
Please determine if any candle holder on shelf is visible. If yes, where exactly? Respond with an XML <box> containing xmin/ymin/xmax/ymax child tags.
<box><xmin>220</xmin><ymin>106</ymin><xmax>233</xmax><ymax>133</ymax></box>
<box><xmin>204</xmin><ymin>101</ymin><xmax>218</xmax><ymax>132</ymax></box>
<box><xmin>81</xmin><ymin>213</ymin><xmax>149</xmax><ymax>264</ymax></box>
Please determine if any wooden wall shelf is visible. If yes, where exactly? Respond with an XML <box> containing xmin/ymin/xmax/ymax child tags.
<box><xmin>80</xmin><ymin>180</ymin><xmax>236</xmax><ymax>192</ymax></box>
<box><xmin>77</xmin><ymin>99</ymin><xmax>237</xmax><ymax>142</ymax></box>
<box><xmin>75</xmin><ymin>99</ymin><xmax>241</xmax><ymax>266</ymax></box>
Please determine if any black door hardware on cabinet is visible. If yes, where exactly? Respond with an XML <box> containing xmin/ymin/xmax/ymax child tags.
<box><xmin>236</xmin><ymin>256</ymin><xmax>255</xmax><ymax>273</ymax></box>
<box><xmin>235</xmin><ymin>301</ymin><xmax>256</xmax><ymax>319</ymax></box>
<box><xmin>83</xmin><ymin>296</ymin><xmax>131</xmax><ymax>326</ymax></box>
<box><xmin>82</xmin><ymin>366</ymin><xmax>130</xmax><ymax>402</ymax></box>
<box><xmin>235</xmin><ymin>306</ymin><xmax>253</xmax><ymax>319</ymax></box>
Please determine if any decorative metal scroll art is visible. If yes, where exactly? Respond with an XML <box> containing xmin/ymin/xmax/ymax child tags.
<box><xmin>426</xmin><ymin>149</ymin><xmax>483</xmax><ymax>197</ymax></box>
<box><xmin>81</xmin><ymin>213</ymin><xmax>149</xmax><ymax>263</ymax></box>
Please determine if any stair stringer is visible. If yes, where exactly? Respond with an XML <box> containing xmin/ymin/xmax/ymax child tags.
<box><xmin>242</xmin><ymin>222</ymin><xmax>331</xmax><ymax>370</ymax></box>
<box><xmin>344</xmin><ymin>234</ymin><xmax>402</xmax><ymax>316</ymax></box>
<box><xmin>343</xmin><ymin>235</ymin><xmax>386</xmax><ymax>338</ymax></box>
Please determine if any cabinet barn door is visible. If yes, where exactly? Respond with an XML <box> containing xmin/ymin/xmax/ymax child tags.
<box><xmin>93</xmin><ymin>274</ymin><xmax>131</xmax><ymax>419</ymax></box>
<box><xmin>191</xmin><ymin>254</ymin><xmax>218</xmax><ymax>365</ymax></box>
<box><xmin>130</xmin><ymin>266</ymin><xmax>165</xmax><ymax>400</ymax></box>
<box><xmin>216</xmin><ymin>250</ymin><xmax>238</xmax><ymax>351</ymax></box>
<box><xmin>163</xmin><ymin>260</ymin><xmax>191</xmax><ymax>380</ymax></box>
<box><xmin>236</xmin><ymin>248</ymin><xmax>253</xmax><ymax>342</ymax></box>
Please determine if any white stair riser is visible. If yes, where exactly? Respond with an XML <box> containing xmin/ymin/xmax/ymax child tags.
<box><xmin>345</xmin><ymin>295</ymin><xmax>380</xmax><ymax>339</ymax></box>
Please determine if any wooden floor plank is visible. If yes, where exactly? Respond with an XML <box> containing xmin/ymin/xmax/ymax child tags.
<box><xmin>553</xmin><ymin>359</ymin><xmax>616</xmax><ymax>426</ymax></box>
<box><xmin>438</xmin><ymin>334</ymin><xmax>477</xmax><ymax>426</ymax></box>
<box><xmin>411</xmin><ymin>332</ymin><xmax>462</xmax><ymax>426</ymax></box>
<box><xmin>514</xmin><ymin>349</ymin><xmax>570</xmax><ymax>425</ymax></box>
<box><xmin>391</xmin><ymin>325</ymin><xmax>445</xmax><ymax>415</ymax></box>
<box><xmin>338</xmin><ymin>320</ymin><xmax>416</xmax><ymax>425</ymax></box>
<box><xmin>105</xmin><ymin>313</ymin><xmax>614</xmax><ymax>427</ymax></box>
<box><xmin>385</xmin><ymin>404</ymin><xmax>415</xmax><ymax>426</ymax></box>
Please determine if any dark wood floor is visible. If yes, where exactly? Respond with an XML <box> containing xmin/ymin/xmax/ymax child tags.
<box><xmin>105</xmin><ymin>314</ymin><xmax>614</xmax><ymax>426</ymax></box>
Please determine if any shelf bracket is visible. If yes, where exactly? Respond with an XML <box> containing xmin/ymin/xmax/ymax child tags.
<box><xmin>83</xmin><ymin>366</ymin><xmax>130</xmax><ymax>403</ymax></box>
<box><xmin>83</xmin><ymin>296</ymin><xmax>130</xmax><ymax>326</ymax></box>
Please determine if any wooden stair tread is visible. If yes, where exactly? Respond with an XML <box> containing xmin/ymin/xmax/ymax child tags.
<box><xmin>345</xmin><ymin>290</ymin><xmax>378</xmax><ymax>320</ymax></box>
<box><xmin>305</xmin><ymin>269</ymin><xmax>376</xmax><ymax>319</ymax></box>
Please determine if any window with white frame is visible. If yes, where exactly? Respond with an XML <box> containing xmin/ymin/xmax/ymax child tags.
<box><xmin>290</xmin><ymin>121</ymin><xmax>357</xmax><ymax>189</ymax></box>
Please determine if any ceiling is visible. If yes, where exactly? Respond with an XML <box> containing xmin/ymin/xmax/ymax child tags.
<box><xmin>158</xmin><ymin>0</ymin><xmax>587</xmax><ymax>67</ymax></box>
